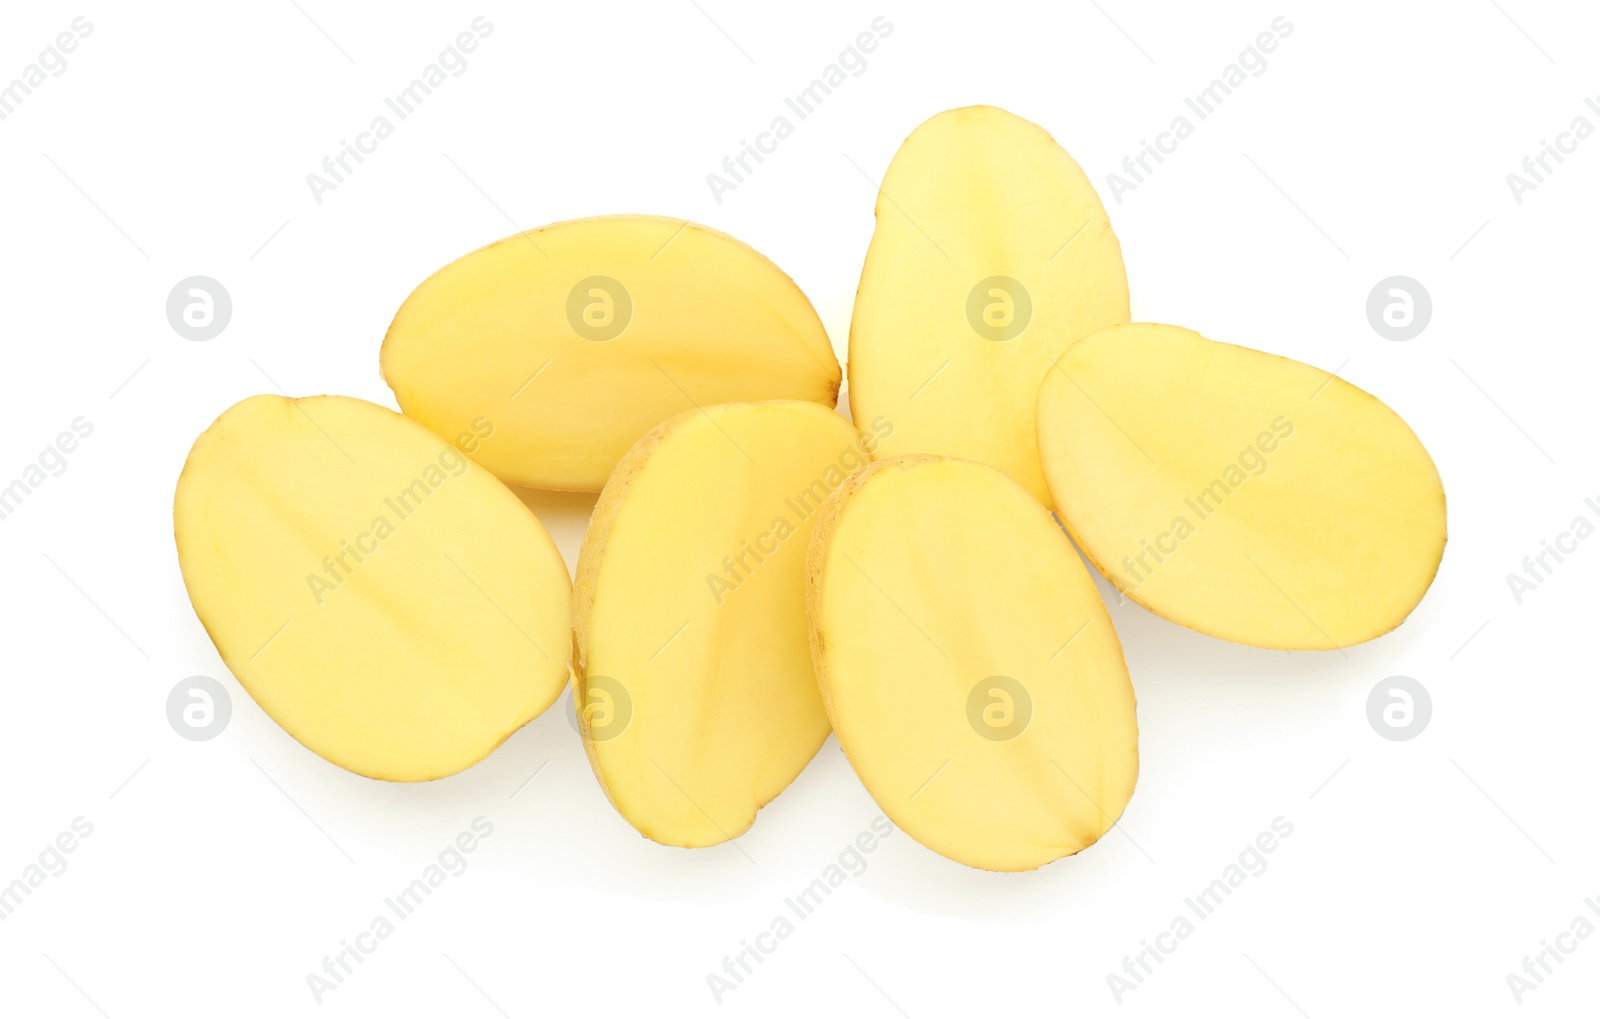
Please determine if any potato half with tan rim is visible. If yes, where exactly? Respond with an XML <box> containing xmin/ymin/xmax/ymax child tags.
<box><xmin>806</xmin><ymin>454</ymin><xmax>1139</xmax><ymax>872</ymax></box>
<box><xmin>848</xmin><ymin>105</ymin><xmax>1129</xmax><ymax>507</ymax></box>
<box><xmin>574</xmin><ymin>400</ymin><xmax>873</xmax><ymax>847</ymax></box>
<box><xmin>382</xmin><ymin>215</ymin><xmax>841</xmax><ymax>492</ymax></box>
<box><xmin>174</xmin><ymin>394</ymin><xmax>572</xmax><ymax>782</ymax></box>
<box><xmin>1037</xmin><ymin>323</ymin><xmax>1447</xmax><ymax>650</ymax></box>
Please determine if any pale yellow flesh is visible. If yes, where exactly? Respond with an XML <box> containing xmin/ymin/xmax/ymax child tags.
<box><xmin>174</xmin><ymin>395</ymin><xmax>572</xmax><ymax>781</ymax></box>
<box><xmin>848</xmin><ymin>105</ymin><xmax>1129</xmax><ymax>507</ymax></box>
<box><xmin>807</xmin><ymin>455</ymin><xmax>1138</xmax><ymax>872</ymax></box>
<box><xmin>1038</xmin><ymin>323</ymin><xmax>1447</xmax><ymax>650</ymax></box>
<box><xmin>574</xmin><ymin>401</ymin><xmax>866</xmax><ymax>847</ymax></box>
<box><xmin>381</xmin><ymin>215</ymin><xmax>842</xmax><ymax>492</ymax></box>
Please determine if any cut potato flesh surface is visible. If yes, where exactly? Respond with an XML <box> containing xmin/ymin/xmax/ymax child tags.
<box><xmin>175</xmin><ymin>394</ymin><xmax>572</xmax><ymax>781</ymax></box>
<box><xmin>807</xmin><ymin>455</ymin><xmax>1138</xmax><ymax>872</ymax></box>
<box><xmin>382</xmin><ymin>215</ymin><xmax>841</xmax><ymax>492</ymax></box>
<box><xmin>848</xmin><ymin>105</ymin><xmax>1129</xmax><ymax>507</ymax></box>
<box><xmin>574</xmin><ymin>401</ymin><xmax>866</xmax><ymax>846</ymax></box>
<box><xmin>1038</xmin><ymin>323</ymin><xmax>1447</xmax><ymax>650</ymax></box>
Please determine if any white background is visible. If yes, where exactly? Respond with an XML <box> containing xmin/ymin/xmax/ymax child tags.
<box><xmin>1</xmin><ymin>1</ymin><xmax>1596</xmax><ymax>1015</ymax></box>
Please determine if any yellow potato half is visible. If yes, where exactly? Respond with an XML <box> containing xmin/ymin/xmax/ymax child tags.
<box><xmin>174</xmin><ymin>394</ymin><xmax>572</xmax><ymax>781</ymax></box>
<box><xmin>1038</xmin><ymin>323</ymin><xmax>1447</xmax><ymax>650</ymax></box>
<box><xmin>807</xmin><ymin>454</ymin><xmax>1138</xmax><ymax>872</ymax></box>
<box><xmin>848</xmin><ymin>105</ymin><xmax>1129</xmax><ymax>506</ymax></box>
<box><xmin>574</xmin><ymin>401</ymin><xmax>870</xmax><ymax>846</ymax></box>
<box><xmin>382</xmin><ymin>215</ymin><xmax>842</xmax><ymax>492</ymax></box>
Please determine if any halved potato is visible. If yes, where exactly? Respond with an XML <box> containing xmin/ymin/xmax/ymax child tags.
<box><xmin>848</xmin><ymin>105</ymin><xmax>1129</xmax><ymax>506</ymax></box>
<box><xmin>1037</xmin><ymin>323</ymin><xmax>1447</xmax><ymax>649</ymax></box>
<box><xmin>806</xmin><ymin>454</ymin><xmax>1138</xmax><ymax>871</ymax></box>
<box><xmin>381</xmin><ymin>215</ymin><xmax>841</xmax><ymax>492</ymax></box>
<box><xmin>174</xmin><ymin>394</ymin><xmax>572</xmax><ymax>781</ymax></box>
<box><xmin>574</xmin><ymin>401</ymin><xmax>869</xmax><ymax>846</ymax></box>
